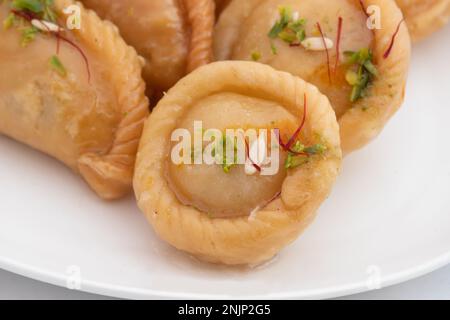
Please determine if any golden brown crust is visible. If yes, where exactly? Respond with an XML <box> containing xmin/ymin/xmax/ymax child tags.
<box><xmin>58</xmin><ymin>1</ymin><xmax>149</xmax><ymax>199</ymax></box>
<box><xmin>214</xmin><ymin>0</ymin><xmax>411</xmax><ymax>155</ymax></box>
<box><xmin>81</xmin><ymin>0</ymin><xmax>215</xmax><ymax>94</ymax></box>
<box><xmin>134</xmin><ymin>61</ymin><xmax>341</xmax><ymax>265</ymax></box>
<box><xmin>340</xmin><ymin>0</ymin><xmax>411</xmax><ymax>153</ymax></box>
<box><xmin>184</xmin><ymin>0</ymin><xmax>216</xmax><ymax>72</ymax></box>
<box><xmin>396</xmin><ymin>0</ymin><xmax>450</xmax><ymax>42</ymax></box>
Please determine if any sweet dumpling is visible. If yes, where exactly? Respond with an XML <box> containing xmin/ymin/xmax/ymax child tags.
<box><xmin>0</xmin><ymin>0</ymin><xmax>149</xmax><ymax>199</ymax></box>
<box><xmin>215</xmin><ymin>0</ymin><xmax>411</xmax><ymax>154</ymax></box>
<box><xmin>134</xmin><ymin>61</ymin><xmax>342</xmax><ymax>265</ymax></box>
<box><xmin>81</xmin><ymin>0</ymin><xmax>215</xmax><ymax>94</ymax></box>
<box><xmin>395</xmin><ymin>0</ymin><xmax>450</xmax><ymax>41</ymax></box>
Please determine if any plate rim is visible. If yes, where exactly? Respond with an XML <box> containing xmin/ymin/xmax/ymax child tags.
<box><xmin>1</xmin><ymin>252</ymin><xmax>449</xmax><ymax>299</ymax></box>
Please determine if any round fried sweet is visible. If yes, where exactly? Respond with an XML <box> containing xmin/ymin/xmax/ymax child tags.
<box><xmin>134</xmin><ymin>61</ymin><xmax>342</xmax><ymax>265</ymax></box>
<box><xmin>215</xmin><ymin>0</ymin><xmax>411</xmax><ymax>154</ymax></box>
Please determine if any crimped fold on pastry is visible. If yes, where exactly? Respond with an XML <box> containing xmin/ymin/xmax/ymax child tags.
<box><xmin>0</xmin><ymin>0</ymin><xmax>149</xmax><ymax>199</ymax></box>
<box><xmin>395</xmin><ymin>0</ymin><xmax>450</xmax><ymax>41</ymax></box>
<box><xmin>215</xmin><ymin>0</ymin><xmax>411</xmax><ymax>154</ymax></box>
<box><xmin>81</xmin><ymin>0</ymin><xmax>215</xmax><ymax>94</ymax></box>
<box><xmin>134</xmin><ymin>61</ymin><xmax>342</xmax><ymax>265</ymax></box>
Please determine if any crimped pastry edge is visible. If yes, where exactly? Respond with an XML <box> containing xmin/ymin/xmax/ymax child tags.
<box><xmin>53</xmin><ymin>0</ymin><xmax>149</xmax><ymax>199</ymax></box>
<box><xmin>134</xmin><ymin>61</ymin><xmax>342</xmax><ymax>265</ymax></box>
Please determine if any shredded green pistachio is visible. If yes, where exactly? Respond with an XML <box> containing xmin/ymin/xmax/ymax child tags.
<box><xmin>284</xmin><ymin>141</ymin><xmax>327</xmax><ymax>169</ymax></box>
<box><xmin>20</xmin><ymin>26</ymin><xmax>38</xmax><ymax>46</ymax></box>
<box><xmin>3</xmin><ymin>0</ymin><xmax>59</xmax><ymax>47</ymax></box>
<box><xmin>304</xmin><ymin>144</ymin><xmax>327</xmax><ymax>155</ymax></box>
<box><xmin>10</xmin><ymin>0</ymin><xmax>56</xmax><ymax>20</ymax></box>
<box><xmin>49</xmin><ymin>55</ymin><xmax>66</xmax><ymax>76</ymax></box>
<box><xmin>11</xmin><ymin>0</ymin><xmax>44</xmax><ymax>13</ymax></box>
<box><xmin>192</xmin><ymin>134</ymin><xmax>238</xmax><ymax>173</ymax></box>
<box><xmin>285</xmin><ymin>154</ymin><xmax>309</xmax><ymax>169</ymax></box>
<box><xmin>268</xmin><ymin>6</ymin><xmax>291</xmax><ymax>38</ymax></box>
<box><xmin>270</xmin><ymin>42</ymin><xmax>278</xmax><ymax>55</ymax></box>
<box><xmin>268</xmin><ymin>6</ymin><xmax>306</xmax><ymax>46</ymax></box>
<box><xmin>217</xmin><ymin>136</ymin><xmax>238</xmax><ymax>173</ymax></box>
<box><xmin>3</xmin><ymin>13</ymin><xmax>15</xmax><ymax>30</ymax></box>
<box><xmin>344</xmin><ymin>48</ymin><xmax>378</xmax><ymax>102</ymax></box>
<box><xmin>42</xmin><ymin>0</ymin><xmax>57</xmax><ymax>22</ymax></box>
<box><xmin>251</xmin><ymin>51</ymin><xmax>261</xmax><ymax>61</ymax></box>
<box><xmin>2</xmin><ymin>0</ymin><xmax>69</xmax><ymax>76</ymax></box>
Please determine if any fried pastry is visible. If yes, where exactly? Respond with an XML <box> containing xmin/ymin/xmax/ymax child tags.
<box><xmin>81</xmin><ymin>0</ymin><xmax>215</xmax><ymax>93</ymax></box>
<box><xmin>134</xmin><ymin>61</ymin><xmax>342</xmax><ymax>265</ymax></box>
<box><xmin>395</xmin><ymin>0</ymin><xmax>450</xmax><ymax>41</ymax></box>
<box><xmin>215</xmin><ymin>0</ymin><xmax>411</xmax><ymax>154</ymax></box>
<box><xmin>0</xmin><ymin>0</ymin><xmax>149</xmax><ymax>199</ymax></box>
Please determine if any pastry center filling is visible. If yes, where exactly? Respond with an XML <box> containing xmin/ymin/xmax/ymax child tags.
<box><xmin>167</xmin><ymin>92</ymin><xmax>302</xmax><ymax>219</ymax></box>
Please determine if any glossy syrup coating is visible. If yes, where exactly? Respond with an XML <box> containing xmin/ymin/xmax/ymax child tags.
<box><xmin>215</xmin><ymin>0</ymin><xmax>411</xmax><ymax>154</ymax></box>
<box><xmin>82</xmin><ymin>0</ymin><xmax>215</xmax><ymax>94</ymax></box>
<box><xmin>167</xmin><ymin>92</ymin><xmax>294</xmax><ymax>218</ymax></box>
<box><xmin>134</xmin><ymin>61</ymin><xmax>342</xmax><ymax>265</ymax></box>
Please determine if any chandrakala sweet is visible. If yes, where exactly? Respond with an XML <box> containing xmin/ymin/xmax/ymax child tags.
<box><xmin>215</xmin><ymin>0</ymin><xmax>411</xmax><ymax>154</ymax></box>
<box><xmin>81</xmin><ymin>0</ymin><xmax>215</xmax><ymax>95</ymax></box>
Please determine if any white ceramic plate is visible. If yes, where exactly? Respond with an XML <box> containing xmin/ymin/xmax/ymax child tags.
<box><xmin>1</xmin><ymin>26</ymin><xmax>450</xmax><ymax>300</ymax></box>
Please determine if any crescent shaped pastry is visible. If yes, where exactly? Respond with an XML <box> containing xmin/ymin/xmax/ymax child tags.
<box><xmin>395</xmin><ymin>0</ymin><xmax>450</xmax><ymax>41</ymax></box>
<box><xmin>134</xmin><ymin>61</ymin><xmax>342</xmax><ymax>265</ymax></box>
<box><xmin>81</xmin><ymin>0</ymin><xmax>215</xmax><ymax>94</ymax></box>
<box><xmin>0</xmin><ymin>0</ymin><xmax>149</xmax><ymax>199</ymax></box>
<box><xmin>214</xmin><ymin>0</ymin><xmax>411</xmax><ymax>154</ymax></box>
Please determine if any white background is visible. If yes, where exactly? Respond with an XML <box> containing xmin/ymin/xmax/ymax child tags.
<box><xmin>1</xmin><ymin>264</ymin><xmax>449</xmax><ymax>299</ymax></box>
